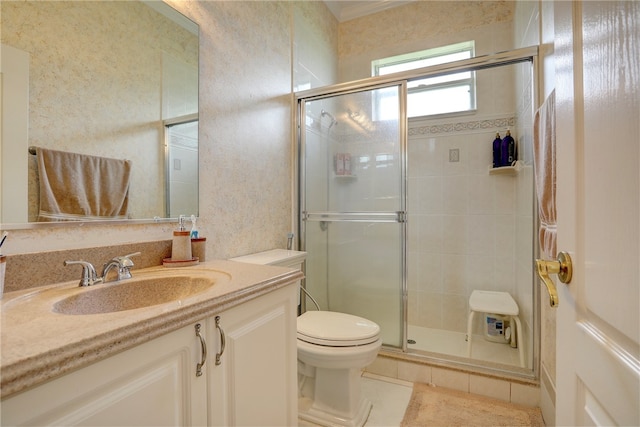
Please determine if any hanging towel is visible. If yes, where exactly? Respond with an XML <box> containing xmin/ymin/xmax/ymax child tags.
<box><xmin>36</xmin><ymin>147</ymin><xmax>131</xmax><ymax>221</ymax></box>
<box><xmin>533</xmin><ymin>90</ymin><xmax>556</xmax><ymax>258</ymax></box>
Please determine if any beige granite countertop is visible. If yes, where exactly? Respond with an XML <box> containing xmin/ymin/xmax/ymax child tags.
<box><xmin>0</xmin><ymin>259</ymin><xmax>303</xmax><ymax>399</ymax></box>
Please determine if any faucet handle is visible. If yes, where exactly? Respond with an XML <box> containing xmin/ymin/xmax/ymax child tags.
<box><xmin>64</xmin><ymin>260</ymin><xmax>102</xmax><ymax>287</ymax></box>
<box><xmin>115</xmin><ymin>252</ymin><xmax>141</xmax><ymax>279</ymax></box>
<box><xmin>118</xmin><ymin>252</ymin><xmax>141</xmax><ymax>267</ymax></box>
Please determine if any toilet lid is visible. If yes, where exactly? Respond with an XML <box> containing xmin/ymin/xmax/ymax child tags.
<box><xmin>297</xmin><ymin>311</ymin><xmax>380</xmax><ymax>347</ymax></box>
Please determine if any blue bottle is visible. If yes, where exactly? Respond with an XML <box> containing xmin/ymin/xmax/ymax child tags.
<box><xmin>501</xmin><ymin>130</ymin><xmax>515</xmax><ymax>167</ymax></box>
<box><xmin>492</xmin><ymin>132</ymin><xmax>502</xmax><ymax>167</ymax></box>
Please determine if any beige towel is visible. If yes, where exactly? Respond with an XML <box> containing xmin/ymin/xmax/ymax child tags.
<box><xmin>36</xmin><ymin>147</ymin><xmax>131</xmax><ymax>221</ymax></box>
<box><xmin>533</xmin><ymin>90</ymin><xmax>556</xmax><ymax>258</ymax></box>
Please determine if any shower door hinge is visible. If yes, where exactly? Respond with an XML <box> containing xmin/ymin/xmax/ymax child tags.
<box><xmin>397</xmin><ymin>211</ymin><xmax>407</xmax><ymax>223</ymax></box>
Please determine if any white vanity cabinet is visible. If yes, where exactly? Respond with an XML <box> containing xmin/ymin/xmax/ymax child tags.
<box><xmin>1</xmin><ymin>321</ymin><xmax>209</xmax><ymax>426</ymax></box>
<box><xmin>2</xmin><ymin>281</ymin><xmax>299</xmax><ymax>427</ymax></box>
<box><xmin>207</xmin><ymin>283</ymin><xmax>298</xmax><ymax>427</ymax></box>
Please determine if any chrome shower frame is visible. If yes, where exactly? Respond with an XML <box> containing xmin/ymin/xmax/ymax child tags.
<box><xmin>294</xmin><ymin>46</ymin><xmax>540</xmax><ymax>382</ymax></box>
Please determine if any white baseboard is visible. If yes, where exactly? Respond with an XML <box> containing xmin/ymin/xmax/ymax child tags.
<box><xmin>539</xmin><ymin>364</ymin><xmax>556</xmax><ymax>426</ymax></box>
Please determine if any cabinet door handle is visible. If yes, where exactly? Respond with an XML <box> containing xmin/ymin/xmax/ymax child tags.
<box><xmin>195</xmin><ymin>323</ymin><xmax>207</xmax><ymax>377</ymax></box>
<box><xmin>215</xmin><ymin>315</ymin><xmax>226</xmax><ymax>365</ymax></box>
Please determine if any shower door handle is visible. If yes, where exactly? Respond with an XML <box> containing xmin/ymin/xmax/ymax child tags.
<box><xmin>304</xmin><ymin>212</ymin><xmax>404</xmax><ymax>223</ymax></box>
<box><xmin>535</xmin><ymin>251</ymin><xmax>573</xmax><ymax>308</ymax></box>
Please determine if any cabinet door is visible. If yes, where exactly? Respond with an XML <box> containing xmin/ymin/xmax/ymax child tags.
<box><xmin>208</xmin><ymin>283</ymin><xmax>298</xmax><ymax>427</ymax></box>
<box><xmin>2</xmin><ymin>322</ymin><xmax>208</xmax><ymax>426</ymax></box>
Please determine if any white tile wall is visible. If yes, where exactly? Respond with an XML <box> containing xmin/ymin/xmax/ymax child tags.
<box><xmin>469</xmin><ymin>375</ymin><xmax>511</xmax><ymax>402</ymax></box>
<box><xmin>432</xmin><ymin>367</ymin><xmax>470</xmax><ymax>392</ymax></box>
<box><xmin>407</xmin><ymin>115</ymin><xmax>534</xmax><ymax>339</ymax></box>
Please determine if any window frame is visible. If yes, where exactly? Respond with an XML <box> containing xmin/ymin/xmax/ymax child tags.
<box><xmin>372</xmin><ymin>41</ymin><xmax>476</xmax><ymax>119</ymax></box>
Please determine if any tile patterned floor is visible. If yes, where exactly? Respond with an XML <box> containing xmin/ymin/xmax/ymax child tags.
<box><xmin>302</xmin><ymin>373</ymin><xmax>543</xmax><ymax>427</ymax></box>
<box><xmin>362</xmin><ymin>373</ymin><xmax>413</xmax><ymax>427</ymax></box>
<box><xmin>298</xmin><ymin>374</ymin><xmax>412</xmax><ymax>427</ymax></box>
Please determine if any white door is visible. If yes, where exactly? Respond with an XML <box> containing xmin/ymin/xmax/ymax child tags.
<box><xmin>554</xmin><ymin>1</ymin><xmax>639</xmax><ymax>425</ymax></box>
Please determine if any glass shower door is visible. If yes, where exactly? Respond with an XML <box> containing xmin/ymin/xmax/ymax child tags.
<box><xmin>300</xmin><ymin>84</ymin><xmax>406</xmax><ymax>348</ymax></box>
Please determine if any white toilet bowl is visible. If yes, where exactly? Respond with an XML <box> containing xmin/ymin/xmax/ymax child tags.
<box><xmin>297</xmin><ymin>310</ymin><xmax>381</xmax><ymax>427</ymax></box>
<box><xmin>229</xmin><ymin>250</ymin><xmax>381</xmax><ymax>427</ymax></box>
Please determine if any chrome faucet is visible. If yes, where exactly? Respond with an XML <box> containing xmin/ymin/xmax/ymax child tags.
<box><xmin>101</xmin><ymin>252</ymin><xmax>140</xmax><ymax>283</ymax></box>
<box><xmin>63</xmin><ymin>260</ymin><xmax>103</xmax><ymax>287</ymax></box>
<box><xmin>64</xmin><ymin>252</ymin><xmax>141</xmax><ymax>287</ymax></box>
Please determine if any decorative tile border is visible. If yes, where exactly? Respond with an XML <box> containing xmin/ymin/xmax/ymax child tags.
<box><xmin>409</xmin><ymin>116</ymin><xmax>516</xmax><ymax>136</ymax></box>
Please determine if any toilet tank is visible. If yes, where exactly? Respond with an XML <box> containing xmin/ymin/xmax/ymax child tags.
<box><xmin>229</xmin><ymin>249</ymin><xmax>307</xmax><ymax>271</ymax></box>
<box><xmin>230</xmin><ymin>249</ymin><xmax>307</xmax><ymax>309</ymax></box>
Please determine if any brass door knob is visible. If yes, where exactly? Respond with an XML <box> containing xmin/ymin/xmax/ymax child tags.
<box><xmin>535</xmin><ymin>251</ymin><xmax>573</xmax><ymax>308</ymax></box>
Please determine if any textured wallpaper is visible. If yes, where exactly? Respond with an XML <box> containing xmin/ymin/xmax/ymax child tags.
<box><xmin>168</xmin><ymin>0</ymin><xmax>296</xmax><ymax>259</ymax></box>
<box><xmin>337</xmin><ymin>1</ymin><xmax>515</xmax><ymax>83</ymax></box>
<box><xmin>1</xmin><ymin>1</ymin><xmax>336</xmax><ymax>263</ymax></box>
<box><xmin>339</xmin><ymin>1</ymin><xmax>515</xmax><ymax>58</ymax></box>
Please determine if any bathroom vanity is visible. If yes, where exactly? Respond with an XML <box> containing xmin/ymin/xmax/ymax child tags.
<box><xmin>0</xmin><ymin>260</ymin><xmax>302</xmax><ymax>426</ymax></box>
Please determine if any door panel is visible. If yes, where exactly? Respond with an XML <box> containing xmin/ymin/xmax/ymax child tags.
<box><xmin>580</xmin><ymin>0</ymin><xmax>639</xmax><ymax>343</ymax></box>
<box><xmin>301</xmin><ymin>84</ymin><xmax>406</xmax><ymax>348</ymax></box>
<box><xmin>554</xmin><ymin>1</ymin><xmax>640</xmax><ymax>425</ymax></box>
<box><xmin>2</xmin><ymin>323</ymin><xmax>207</xmax><ymax>426</ymax></box>
<box><xmin>576</xmin><ymin>324</ymin><xmax>639</xmax><ymax>426</ymax></box>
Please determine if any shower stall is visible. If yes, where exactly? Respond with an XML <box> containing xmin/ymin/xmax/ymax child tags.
<box><xmin>296</xmin><ymin>47</ymin><xmax>539</xmax><ymax>378</ymax></box>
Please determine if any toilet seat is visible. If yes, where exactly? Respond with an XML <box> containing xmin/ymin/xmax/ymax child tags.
<box><xmin>297</xmin><ymin>311</ymin><xmax>380</xmax><ymax>347</ymax></box>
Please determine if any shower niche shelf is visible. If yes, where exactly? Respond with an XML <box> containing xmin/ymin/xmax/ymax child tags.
<box><xmin>488</xmin><ymin>161</ymin><xmax>522</xmax><ymax>176</ymax></box>
<box><xmin>333</xmin><ymin>174</ymin><xmax>357</xmax><ymax>180</ymax></box>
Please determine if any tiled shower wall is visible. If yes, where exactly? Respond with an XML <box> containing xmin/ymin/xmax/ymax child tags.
<box><xmin>406</xmin><ymin>84</ymin><xmax>536</xmax><ymax>370</ymax></box>
<box><xmin>406</xmin><ymin>114</ymin><xmax>520</xmax><ymax>334</ymax></box>
<box><xmin>405</xmin><ymin>57</ymin><xmax>536</xmax><ymax>369</ymax></box>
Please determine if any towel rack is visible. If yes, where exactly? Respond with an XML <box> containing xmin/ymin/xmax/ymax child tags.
<box><xmin>28</xmin><ymin>146</ymin><xmax>37</xmax><ymax>155</ymax></box>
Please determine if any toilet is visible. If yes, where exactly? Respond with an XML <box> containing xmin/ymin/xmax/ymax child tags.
<box><xmin>229</xmin><ymin>249</ymin><xmax>382</xmax><ymax>427</ymax></box>
<box><xmin>297</xmin><ymin>310</ymin><xmax>381</xmax><ymax>427</ymax></box>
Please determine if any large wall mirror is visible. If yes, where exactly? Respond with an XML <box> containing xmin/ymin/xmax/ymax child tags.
<box><xmin>1</xmin><ymin>1</ymin><xmax>198</xmax><ymax>226</ymax></box>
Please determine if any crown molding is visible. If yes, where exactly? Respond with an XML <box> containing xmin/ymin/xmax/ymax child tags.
<box><xmin>324</xmin><ymin>1</ymin><xmax>414</xmax><ymax>23</ymax></box>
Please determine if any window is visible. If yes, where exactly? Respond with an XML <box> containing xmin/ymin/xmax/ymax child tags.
<box><xmin>164</xmin><ymin>115</ymin><xmax>199</xmax><ymax>218</ymax></box>
<box><xmin>372</xmin><ymin>41</ymin><xmax>476</xmax><ymax>119</ymax></box>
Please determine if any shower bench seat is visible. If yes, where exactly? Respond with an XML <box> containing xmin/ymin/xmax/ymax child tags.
<box><xmin>466</xmin><ymin>290</ymin><xmax>525</xmax><ymax>368</ymax></box>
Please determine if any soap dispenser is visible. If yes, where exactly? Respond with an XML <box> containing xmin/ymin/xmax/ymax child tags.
<box><xmin>171</xmin><ymin>215</ymin><xmax>192</xmax><ymax>261</ymax></box>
